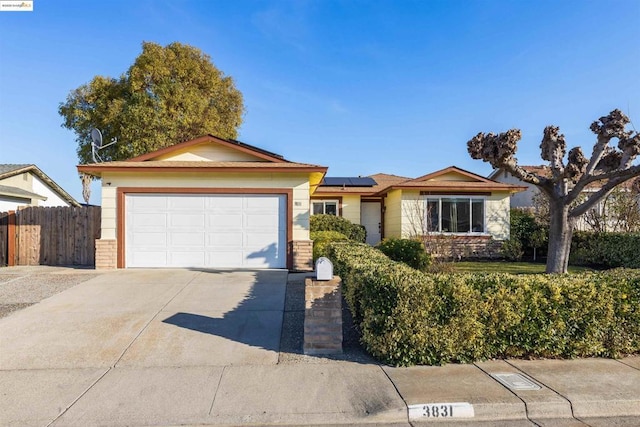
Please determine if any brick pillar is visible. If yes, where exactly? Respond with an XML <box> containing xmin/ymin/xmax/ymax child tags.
<box><xmin>95</xmin><ymin>239</ymin><xmax>117</xmax><ymax>270</ymax></box>
<box><xmin>291</xmin><ymin>240</ymin><xmax>313</xmax><ymax>271</ymax></box>
<box><xmin>304</xmin><ymin>276</ymin><xmax>343</xmax><ymax>355</ymax></box>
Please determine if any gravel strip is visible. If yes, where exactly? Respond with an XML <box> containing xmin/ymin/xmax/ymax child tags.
<box><xmin>0</xmin><ymin>303</ymin><xmax>34</xmax><ymax>319</ymax></box>
<box><xmin>279</xmin><ymin>273</ymin><xmax>377</xmax><ymax>364</ymax></box>
<box><xmin>0</xmin><ymin>269</ymin><xmax>100</xmax><ymax>319</ymax></box>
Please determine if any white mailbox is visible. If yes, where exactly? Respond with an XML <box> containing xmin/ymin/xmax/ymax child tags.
<box><xmin>315</xmin><ymin>257</ymin><xmax>333</xmax><ymax>281</ymax></box>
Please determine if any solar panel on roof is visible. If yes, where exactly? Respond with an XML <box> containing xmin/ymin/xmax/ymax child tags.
<box><xmin>348</xmin><ymin>177</ymin><xmax>377</xmax><ymax>186</ymax></box>
<box><xmin>321</xmin><ymin>177</ymin><xmax>377</xmax><ymax>187</ymax></box>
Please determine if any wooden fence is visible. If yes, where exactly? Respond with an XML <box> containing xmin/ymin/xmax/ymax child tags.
<box><xmin>0</xmin><ymin>206</ymin><xmax>101</xmax><ymax>267</ymax></box>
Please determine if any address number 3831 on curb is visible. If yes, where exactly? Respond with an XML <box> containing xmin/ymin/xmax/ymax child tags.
<box><xmin>408</xmin><ymin>402</ymin><xmax>475</xmax><ymax>419</ymax></box>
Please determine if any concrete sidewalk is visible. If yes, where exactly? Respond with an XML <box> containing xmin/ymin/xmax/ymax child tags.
<box><xmin>1</xmin><ymin>268</ymin><xmax>639</xmax><ymax>426</ymax></box>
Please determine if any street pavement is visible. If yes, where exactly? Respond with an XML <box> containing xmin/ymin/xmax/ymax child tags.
<box><xmin>0</xmin><ymin>267</ymin><xmax>639</xmax><ymax>426</ymax></box>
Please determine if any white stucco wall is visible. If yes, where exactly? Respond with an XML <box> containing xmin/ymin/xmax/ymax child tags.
<box><xmin>492</xmin><ymin>170</ymin><xmax>538</xmax><ymax>209</ymax></box>
<box><xmin>32</xmin><ymin>175</ymin><xmax>71</xmax><ymax>207</ymax></box>
<box><xmin>0</xmin><ymin>199</ymin><xmax>30</xmax><ymax>211</ymax></box>
<box><xmin>99</xmin><ymin>172</ymin><xmax>312</xmax><ymax>241</ymax></box>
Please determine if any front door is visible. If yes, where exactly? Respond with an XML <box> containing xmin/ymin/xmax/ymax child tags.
<box><xmin>361</xmin><ymin>202</ymin><xmax>382</xmax><ymax>245</ymax></box>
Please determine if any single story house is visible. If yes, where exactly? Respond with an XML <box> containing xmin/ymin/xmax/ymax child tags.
<box><xmin>0</xmin><ymin>164</ymin><xmax>79</xmax><ymax>211</ymax></box>
<box><xmin>78</xmin><ymin>136</ymin><xmax>524</xmax><ymax>270</ymax></box>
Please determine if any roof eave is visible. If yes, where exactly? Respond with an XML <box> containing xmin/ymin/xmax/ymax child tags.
<box><xmin>379</xmin><ymin>184</ymin><xmax>527</xmax><ymax>194</ymax></box>
<box><xmin>77</xmin><ymin>164</ymin><xmax>328</xmax><ymax>175</ymax></box>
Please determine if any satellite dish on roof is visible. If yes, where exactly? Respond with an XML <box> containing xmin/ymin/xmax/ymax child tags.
<box><xmin>90</xmin><ymin>128</ymin><xmax>117</xmax><ymax>163</ymax></box>
<box><xmin>90</xmin><ymin>128</ymin><xmax>103</xmax><ymax>148</ymax></box>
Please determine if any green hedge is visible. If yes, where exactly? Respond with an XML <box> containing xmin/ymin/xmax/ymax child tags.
<box><xmin>310</xmin><ymin>214</ymin><xmax>366</xmax><ymax>243</ymax></box>
<box><xmin>376</xmin><ymin>238</ymin><xmax>431</xmax><ymax>271</ymax></box>
<box><xmin>509</xmin><ymin>209</ymin><xmax>548</xmax><ymax>260</ymax></box>
<box><xmin>310</xmin><ymin>230</ymin><xmax>349</xmax><ymax>261</ymax></box>
<box><xmin>571</xmin><ymin>232</ymin><xmax>640</xmax><ymax>269</ymax></box>
<box><xmin>327</xmin><ymin>241</ymin><xmax>640</xmax><ymax>366</ymax></box>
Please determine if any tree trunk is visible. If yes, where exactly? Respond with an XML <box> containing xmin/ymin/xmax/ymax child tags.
<box><xmin>545</xmin><ymin>201</ymin><xmax>574</xmax><ymax>273</ymax></box>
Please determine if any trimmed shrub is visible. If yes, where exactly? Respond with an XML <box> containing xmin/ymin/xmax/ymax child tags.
<box><xmin>571</xmin><ymin>232</ymin><xmax>640</xmax><ymax>269</ymax></box>
<box><xmin>327</xmin><ymin>241</ymin><xmax>640</xmax><ymax>366</ymax></box>
<box><xmin>310</xmin><ymin>230</ymin><xmax>349</xmax><ymax>261</ymax></box>
<box><xmin>500</xmin><ymin>238</ymin><xmax>524</xmax><ymax>261</ymax></box>
<box><xmin>510</xmin><ymin>209</ymin><xmax>548</xmax><ymax>260</ymax></box>
<box><xmin>310</xmin><ymin>214</ymin><xmax>366</xmax><ymax>243</ymax></box>
<box><xmin>376</xmin><ymin>238</ymin><xmax>431</xmax><ymax>271</ymax></box>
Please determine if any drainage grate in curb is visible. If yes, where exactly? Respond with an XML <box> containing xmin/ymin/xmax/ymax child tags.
<box><xmin>492</xmin><ymin>373</ymin><xmax>541</xmax><ymax>391</ymax></box>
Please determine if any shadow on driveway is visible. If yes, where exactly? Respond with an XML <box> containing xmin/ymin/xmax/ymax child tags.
<box><xmin>150</xmin><ymin>270</ymin><xmax>286</xmax><ymax>359</ymax></box>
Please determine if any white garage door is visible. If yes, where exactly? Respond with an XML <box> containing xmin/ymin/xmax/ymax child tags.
<box><xmin>125</xmin><ymin>194</ymin><xmax>286</xmax><ymax>268</ymax></box>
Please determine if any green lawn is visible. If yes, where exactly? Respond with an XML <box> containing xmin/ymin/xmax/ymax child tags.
<box><xmin>449</xmin><ymin>261</ymin><xmax>592</xmax><ymax>274</ymax></box>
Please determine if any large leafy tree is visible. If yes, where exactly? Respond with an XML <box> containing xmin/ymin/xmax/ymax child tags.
<box><xmin>468</xmin><ymin>109</ymin><xmax>640</xmax><ymax>273</ymax></box>
<box><xmin>60</xmin><ymin>41</ymin><xmax>244</xmax><ymax>164</ymax></box>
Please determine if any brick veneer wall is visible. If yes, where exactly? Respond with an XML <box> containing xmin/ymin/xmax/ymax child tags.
<box><xmin>424</xmin><ymin>235</ymin><xmax>502</xmax><ymax>260</ymax></box>
<box><xmin>304</xmin><ymin>276</ymin><xmax>343</xmax><ymax>355</ymax></box>
<box><xmin>95</xmin><ymin>239</ymin><xmax>117</xmax><ymax>270</ymax></box>
<box><xmin>291</xmin><ymin>240</ymin><xmax>313</xmax><ymax>271</ymax></box>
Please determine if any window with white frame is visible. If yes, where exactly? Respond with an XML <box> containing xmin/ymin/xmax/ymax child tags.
<box><xmin>425</xmin><ymin>197</ymin><xmax>485</xmax><ymax>233</ymax></box>
<box><xmin>312</xmin><ymin>200</ymin><xmax>339</xmax><ymax>216</ymax></box>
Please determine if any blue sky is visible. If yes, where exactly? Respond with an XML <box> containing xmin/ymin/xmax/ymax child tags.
<box><xmin>1</xmin><ymin>0</ymin><xmax>639</xmax><ymax>204</ymax></box>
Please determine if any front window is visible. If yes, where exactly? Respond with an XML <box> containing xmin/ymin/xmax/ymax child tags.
<box><xmin>312</xmin><ymin>200</ymin><xmax>339</xmax><ymax>216</ymax></box>
<box><xmin>425</xmin><ymin>197</ymin><xmax>485</xmax><ymax>233</ymax></box>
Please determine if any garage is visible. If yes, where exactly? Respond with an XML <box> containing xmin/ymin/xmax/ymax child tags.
<box><xmin>125</xmin><ymin>193</ymin><xmax>286</xmax><ymax>268</ymax></box>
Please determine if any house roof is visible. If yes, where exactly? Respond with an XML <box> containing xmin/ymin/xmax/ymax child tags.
<box><xmin>388</xmin><ymin>166</ymin><xmax>525</xmax><ymax>193</ymax></box>
<box><xmin>0</xmin><ymin>164</ymin><xmax>80</xmax><ymax>207</ymax></box>
<box><xmin>316</xmin><ymin>167</ymin><xmax>525</xmax><ymax>196</ymax></box>
<box><xmin>77</xmin><ymin>135</ymin><xmax>328</xmax><ymax>179</ymax></box>
<box><xmin>78</xmin><ymin>160</ymin><xmax>328</xmax><ymax>175</ymax></box>
<box><xmin>128</xmin><ymin>135</ymin><xmax>287</xmax><ymax>163</ymax></box>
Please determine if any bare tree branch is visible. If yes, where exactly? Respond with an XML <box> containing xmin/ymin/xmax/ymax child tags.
<box><xmin>467</xmin><ymin>108</ymin><xmax>640</xmax><ymax>273</ymax></box>
<box><xmin>468</xmin><ymin>130</ymin><xmax>551</xmax><ymax>190</ymax></box>
<box><xmin>570</xmin><ymin>170</ymin><xmax>640</xmax><ymax>217</ymax></box>
<box><xmin>540</xmin><ymin>125</ymin><xmax>566</xmax><ymax>179</ymax></box>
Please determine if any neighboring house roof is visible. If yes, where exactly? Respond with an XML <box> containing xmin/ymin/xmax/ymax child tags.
<box><xmin>317</xmin><ymin>166</ymin><xmax>525</xmax><ymax>196</ymax></box>
<box><xmin>0</xmin><ymin>164</ymin><xmax>80</xmax><ymax>207</ymax></box>
<box><xmin>0</xmin><ymin>184</ymin><xmax>47</xmax><ymax>201</ymax></box>
<box><xmin>489</xmin><ymin>165</ymin><xmax>634</xmax><ymax>191</ymax></box>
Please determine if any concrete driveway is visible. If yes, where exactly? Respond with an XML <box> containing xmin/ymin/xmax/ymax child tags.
<box><xmin>0</xmin><ymin>268</ymin><xmax>408</xmax><ymax>427</ymax></box>
<box><xmin>0</xmin><ymin>269</ymin><xmax>287</xmax><ymax>370</ymax></box>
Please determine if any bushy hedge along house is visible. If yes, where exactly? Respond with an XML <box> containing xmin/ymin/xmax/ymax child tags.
<box><xmin>78</xmin><ymin>136</ymin><xmax>524</xmax><ymax>270</ymax></box>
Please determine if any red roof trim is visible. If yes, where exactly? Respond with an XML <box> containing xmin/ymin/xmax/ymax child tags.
<box><xmin>77</xmin><ymin>164</ymin><xmax>327</xmax><ymax>176</ymax></box>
